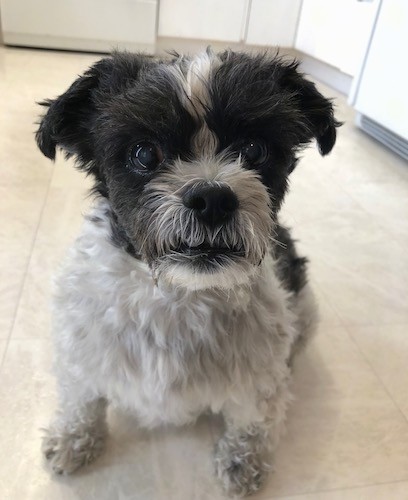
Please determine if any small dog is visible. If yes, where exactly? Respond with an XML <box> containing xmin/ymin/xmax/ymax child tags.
<box><xmin>36</xmin><ymin>49</ymin><xmax>338</xmax><ymax>497</ymax></box>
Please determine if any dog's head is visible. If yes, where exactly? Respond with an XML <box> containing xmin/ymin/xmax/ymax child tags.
<box><xmin>36</xmin><ymin>50</ymin><xmax>339</xmax><ymax>290</ymax></box>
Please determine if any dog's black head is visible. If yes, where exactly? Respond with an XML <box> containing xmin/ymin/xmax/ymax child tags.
<box><xmin>37</xmin><ymin>50</ymin><xmax>339</xmax><ymax>289</ymax></box>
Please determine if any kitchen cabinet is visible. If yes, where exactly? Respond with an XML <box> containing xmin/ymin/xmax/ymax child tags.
<box><xmin>0</xmin><ymin>0</ymin><xmax>157</xmax><ymax>53</ymax></box>
<box><xmin>245</xmin><ymin>0</ymin><xmax>302</xmax><ymax>47</ymax></box>
<box><xmin>158</xmin><ymin>0</ymin><xmax>249</xmax><ymax>43</ymax></box>
<box><xmin>295</xmin><ymin>0</ymin><xmax>378</xmax><ymax>76</ymax></box>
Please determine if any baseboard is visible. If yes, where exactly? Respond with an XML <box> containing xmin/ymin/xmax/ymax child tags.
<box><xmin>2</xmin><ymin>32</ymin><xmax>155</xmax><ymax>55</ymax></box>
<box><xmin>156</xmin><ymin>37</ymin><xmax>305</xmax><ymax>57</ymax></box>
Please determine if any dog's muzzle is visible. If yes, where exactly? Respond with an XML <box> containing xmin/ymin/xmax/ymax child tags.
<box><xmin>168</xmin><ymin>183</ymin><xmax>242</xmax><ymax>264</ymax></box>
<box><xmin>143</xmin><ymin>162</ymin><xmax>272</xmax><ymax>288</ymax></box>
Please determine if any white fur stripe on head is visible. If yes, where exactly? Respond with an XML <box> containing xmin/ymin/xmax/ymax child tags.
<box><xmin>167</xmin><ymin>50</ymin><xmax>221</xmax><ymax>156</ymax></box>
<box><xmin>185</xmin><ymin>50</ymin><xmax>216</xmax><ymax>108</ymax></box>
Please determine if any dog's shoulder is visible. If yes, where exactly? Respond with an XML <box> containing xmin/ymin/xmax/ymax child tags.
<box><xmin>272</xmin><ymin>223</ymin><xmax>308</xmax><ymax>295</ymax></box>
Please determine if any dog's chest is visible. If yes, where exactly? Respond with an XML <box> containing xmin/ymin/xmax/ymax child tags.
<box><xmin>94</xmin><ymin>274</ymin><xmax>288</xmax><ymax>426</ymax></box>
<box><xmin>100</xmin><ymin>276</ymin><xmax>258</xmax><ymax>423</ymax></box>
<box><xmin>56</xmin><ymin>226</ymin><xmax>294</xmax><ymax>427</ymax></box>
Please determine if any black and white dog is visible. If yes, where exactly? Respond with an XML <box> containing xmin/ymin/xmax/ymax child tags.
<box><xmin>36</xmin><ymin>50</ymin><xmax>338</xmax><ymax>497</ymax></box>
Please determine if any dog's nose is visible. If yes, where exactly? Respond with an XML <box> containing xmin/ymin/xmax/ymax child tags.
<box><xmin>182</xmin><ymin>184</ymin><xmax>239</xmax><ymax>226</ymax></box>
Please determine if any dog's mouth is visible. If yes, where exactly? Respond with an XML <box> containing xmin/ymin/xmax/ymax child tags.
<box><xmin>174</xmin><ymin>243</ymin><xmax>245</xmax><ymax>259</ymax></box>
<box><xmin>156</xmin><ymin>240</ymin><xmax>263</xmax><ymax>287</ymax></box>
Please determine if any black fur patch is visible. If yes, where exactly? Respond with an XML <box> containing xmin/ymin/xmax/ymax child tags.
<box><xmin>273</xmin><ymin>225</ymin><xmax>308</xmax><ymax>294</ymax></box>
<box><xmin>107</xmin><ymin>208</ymin><xmax>140</xmax><ymax>259</ymax></box>
<box><xmin>208</xmin><ymin>52</ymin><xmax>340</xmax><ymax>209</ymax></box>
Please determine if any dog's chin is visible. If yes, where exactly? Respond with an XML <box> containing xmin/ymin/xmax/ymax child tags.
<box><xmin>154</xmin><ymin>248</ymin><xmax>260</xmax><ymax>291</ymax></box>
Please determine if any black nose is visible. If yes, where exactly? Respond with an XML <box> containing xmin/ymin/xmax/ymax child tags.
<box><xmin>182</xmin><ymin>184</ymin><xmax>239</xmax><ymax>226</ymax></box>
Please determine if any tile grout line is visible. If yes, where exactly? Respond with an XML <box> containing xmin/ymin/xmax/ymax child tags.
<box><xmin>343</xmin><ymin>186</ymin><xmax>408</xmax><ymax>250</ymax></box>
<box><xmin>0</xmin><ymin>162</ymin><xmax>56</xmax><ymax>371</ymax></box>
<box><xmin>343</xmin><ymin>322</ymin><xmax>408</xmax><ymax>428</ymax></box>
<box><xmin>329</xmin><ymin>270</ymin><xmax>408</xmax><ymax>426</ymax></box>
<box><xmin>311</xmin><ymin>286</ymin><xmax>408</xmax><ymax>483</ymax></box>
<box><xmin>311</xmin><ymin>266</ymin><xmax>408</xmax><ymax>329</ymax></box>
<box><xmin>273</xmin><ymin>477</ymin><xmax>408</xmax><ymax>499</ymax></box>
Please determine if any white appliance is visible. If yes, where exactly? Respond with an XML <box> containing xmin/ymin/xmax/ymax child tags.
<box><xmin>0</xmin><ymin>0</ymin><xmax>158</xmax><ymax>53</ymax></box>
<box><xmin>350</xmin><ymin>0</ymin><xmax>408</xmax><ymax>160</ymax></box>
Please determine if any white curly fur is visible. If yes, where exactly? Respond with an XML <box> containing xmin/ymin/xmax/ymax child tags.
<box><xmin>42</xmin><ymin>196</ymin><xmax>317</xmax><ymax>496</ymax></box>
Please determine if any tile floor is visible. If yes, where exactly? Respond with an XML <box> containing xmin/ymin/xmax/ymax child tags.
<box><xmin>1</xmin><ymin>46</ymin><xmax>408</xmax><ymax>500</ymax></box>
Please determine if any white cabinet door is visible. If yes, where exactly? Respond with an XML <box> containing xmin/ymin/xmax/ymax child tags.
<box><xmin>245</xmin><ymin>0</ymin><xmax>302</xmax><ymax>47</ymax></box>
<box><xmin>295</xmin><ymin>0</ymin><xmax>378</xmax><ymax>76</ymax></box>
<box><xmin>354</xmin><ymin>0</ymin><xmax>408</xmax><ymax>139</ymax></box>
<box><xmin>158</xmin><ymin>0</ymin><xmax>249</xmax><ymax>42</ymax></box>
<box><xmin>0</xmin><ymin>0</ymin><xmax>157</xmax><ymax>53</ymax></box>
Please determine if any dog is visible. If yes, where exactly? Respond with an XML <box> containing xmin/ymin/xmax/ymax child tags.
<box><xmin>36</xmin><ymin>49</ymin><xmax>339</xmax><ymax>497</ymax></box>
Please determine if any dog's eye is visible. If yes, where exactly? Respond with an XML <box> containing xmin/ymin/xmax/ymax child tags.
<box><xmin>241</xmin><ymin>141</ymin><xmax>268</xmax><ymax>166</ymax></box>
<box><xmin>129</xmin><ymin>142</ymin><xmax>164</xmax><ymax>172</ymax></box>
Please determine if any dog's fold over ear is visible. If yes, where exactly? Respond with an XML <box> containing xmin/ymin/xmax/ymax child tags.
<box><xmin>36</xmin><ymin>66</ymin><xmax>103</xmax><ymax>163</ymax></box>
<box><xmin>282</xmin><ymin>64</ymin><xmax>341</xmax><ymax>156</ymax></box>
<box><xmin>298</xmin><ymin>79</ymin><xmax>340</xmax><ymax>156</ymax></box>
<box><xmin>36</xmin><ymin>53</ymin><xmax>148</xmax><ymax>168</ymax></box>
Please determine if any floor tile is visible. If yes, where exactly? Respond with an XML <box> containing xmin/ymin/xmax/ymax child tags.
<box><xmin>274</xmin><ymin>480</ymin><xmax>408</xmax><ymax>500</ymax></box>
<box><xmin>345</xmin><ymin>180</ymin><xmax>408</xmax><ymax>242</ymax></box>
<box><xmin>0</xmin><ymin>340</ymin><xmax>8</xmax><ymax>365</ymax></box>
<box><xmin>290</xmin><ymin>210</ymin><xmax>408</xmax><ymax>326</ymax></box>
<box><xmin>0</xmin><ymin>340</ymin><xmax>220</xmax><ymax>500</ymax></box>
<box><xmin>4</xmin><ymin>328</ymin><xmax>408</xmax><ymax>500</ymax></box>
<box><xmin>348</xmin><ymin>324</ymin><xmax>408</xmax><ymax>420</ymax></box>
<box><xmin>10</xmin><ymin>184</ymin><xmax>91</xmax><ymax>340</ymax></box>
<box><xmin>0</xmin><ymin>339</ymin><xmax>56</xmax><ymax>500</ymax></box>
<box><xmin>257</xmin><ymin>326</ymin><xmax>408</xmax><ymax>498</ymax></box>
<box><xmin>0</xmin><ymin>121</ymin><xmax>53</xmax><ymax>339</ymax></box>
<box><xmin>311</xmin><ymin>283</ymin><xmax>343</xmax><ymax>327</ymax></box>
<box><xmin>309</xmin><ymin>258</ymin><xmax>408</xmax><ymax>327</ymax></box>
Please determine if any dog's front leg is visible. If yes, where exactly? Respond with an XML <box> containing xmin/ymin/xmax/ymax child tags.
<box><xmin>214</xmin><ymin>420</ymin><xmax>271</xmax><ymax>497</ymax></box>
<box><xmin>42</xmin><ymin>376</ymin><xmax>108</xmax><ymax>475</ymax></box>
<box><xmin>214</xmin><ymin>384</ymin><xmax>291</xmax><ymax>497</ymax></box>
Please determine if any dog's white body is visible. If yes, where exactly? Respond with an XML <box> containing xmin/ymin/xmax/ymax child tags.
<box><xmin>53</xmin><ymin>199</ymin><xmax>313</xmax><ymax>430</ymax></box>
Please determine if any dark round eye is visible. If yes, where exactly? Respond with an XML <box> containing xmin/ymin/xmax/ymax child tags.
<box><xmin>241</xmin><ymin>141</ymin><xmax>268</xmax><ymax>166</ymax></box>
<box><xmin>129</xmin><ymin>142</ymin><xmax>163</xmax><ymax>172</ymax></box>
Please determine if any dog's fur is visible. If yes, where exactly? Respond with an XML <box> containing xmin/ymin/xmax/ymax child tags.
<box><xmin>36</xmin><ymin>50</ymin><xmax>338</xmax><ymax>497</ymax></box>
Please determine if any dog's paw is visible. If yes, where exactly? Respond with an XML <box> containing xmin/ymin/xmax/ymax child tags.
<box><xmin>42</xmin><ymin>427</ymin><xmax>106</xmax><ymax>475</ymax></box>
<box><xmin>214</xmin><ymin>437</ymin><xmax>270</xmax><ymax>497</ymax></box>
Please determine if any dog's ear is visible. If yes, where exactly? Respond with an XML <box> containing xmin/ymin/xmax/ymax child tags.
<box><xmin>36</xmin><ymin>61</ymin><xmax>106</xmax><ymax>163</ymax></box>
<box><xmin>281</xmin><ymin>62</ymin><xmax>341</xmax><ymax>156</ymax></box>
<box><xmin>36</xmin><ymin>53</ymin><xmax>149</xmax><ymax>166</ymax></box>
